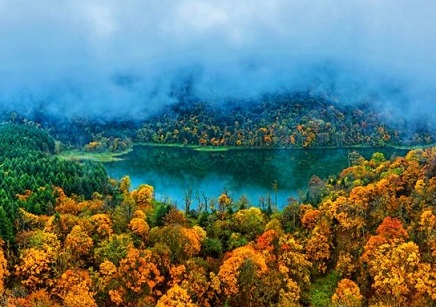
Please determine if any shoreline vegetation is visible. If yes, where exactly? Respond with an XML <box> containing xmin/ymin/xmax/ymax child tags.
<box><xmin>57</xmin><ymin>141</ymin><xmax>436</xmax><ymax>163</ymax></box>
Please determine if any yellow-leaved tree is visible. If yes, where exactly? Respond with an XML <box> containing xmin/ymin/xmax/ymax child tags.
<box><xmin>156</xmin><ymin>284</ymin><xmax>197</xmax><ymax>307</ymax></box>
<box><xmin>53</xmin><ymin>268</ymin><xmax>97</xmax><ymax>307</ymax></box>
<box><xmin>331</xmin><ymin>278</ymin><xmax>363</xmax><ymax>307</ymax></box>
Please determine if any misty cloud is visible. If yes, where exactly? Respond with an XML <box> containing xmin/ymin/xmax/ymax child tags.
<box><xmin>0</xmin><ymin>0</ymin><xmax>435</xmax><ymax>118</ymax></box>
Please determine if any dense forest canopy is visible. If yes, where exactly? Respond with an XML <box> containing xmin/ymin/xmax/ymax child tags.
<box><xmin>0</xmin><ymin>119</ymin><xmax>434</xmax><ymax>306</ymax></box>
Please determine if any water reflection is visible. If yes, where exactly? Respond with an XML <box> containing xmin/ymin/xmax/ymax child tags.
<box><xmin>105</xmin><ymin>145</ymin><xmax>407</xmax><ymax>209</ymax></box>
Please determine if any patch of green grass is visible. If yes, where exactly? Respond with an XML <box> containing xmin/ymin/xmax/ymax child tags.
<box><xmin>136</xmin><ymin>142</ymin><xmax>232</xmax><ymax>152</ymax></box>
<box><xmin>308</xmin><ymin>271</ymin><xmax>340</xmax><ymax>307</ymax></box>
<box><xmin>57</xmin><ymin>148</ymin><xmax>132</xmax><ymax>162</ymax></box>
<box><xmin>193</xmin><ymin>147</ymin><xmax>230</xmax><ymax>152</ymax></box>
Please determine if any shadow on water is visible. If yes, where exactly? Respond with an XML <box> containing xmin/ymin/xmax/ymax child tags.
<box><xmin>105</xmin><ymin>145</ymin><xmax>408</xmax><ymax>209</ymax></box>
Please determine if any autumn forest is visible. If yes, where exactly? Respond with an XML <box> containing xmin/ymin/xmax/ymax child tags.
<box><xmin>0</xmin><ymin>95</ymin><xmax>435</xmax><ymax>307</ymax></box>
<box><xmin>2</xmin><ymin>1</ymin><xmax>436</xmax><ymax>306</ymax></box>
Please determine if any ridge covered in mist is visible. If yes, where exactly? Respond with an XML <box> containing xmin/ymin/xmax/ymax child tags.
<box><xmin>0</xmin><ymin>1</ymin><xmax>435</xmax><ymax>151</ymax></box>
<box><xmin>2</xmin><ymin>92</ymin><xmax>434</xmax><ymax>153</ymax></box>
<box><xmin>0</xmin><ymin>1</ymin><xmax>435</xmax><ymax>121</ymax></box>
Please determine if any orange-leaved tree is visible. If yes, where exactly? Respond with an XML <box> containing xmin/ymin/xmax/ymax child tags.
<box><xmin>217</xmin><ymin>245</ymin><xmax>268</xmax><ymax>305</ymax></box>
<box><xmin>97</xmin><ymin>246</ymin><xmax>164</xmax><ymax>306</ymax></box>
<box><xmin>53</xmin><ymin>268</ymin><xmax>97</xmax><ymax>307</ymax></box>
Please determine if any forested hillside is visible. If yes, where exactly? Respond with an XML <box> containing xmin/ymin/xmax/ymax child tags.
<box><xmin>0</xmin><ymin>124</ymin><xmax>111</xmax><ymax>241</ymax></box>
<box><xmin>136</xmin><ymin>95</ymin><xmax>434</xmax><ymax>148</ymax></box>
<box><xmin>3</xmin><ymin>94</ymin><xmax>435</xmax><ymax>153</ymax></box>
<box><xmin>0</xmin><ymin>124</ymin><xmax>435</xmax><ymax>306</ymax></box>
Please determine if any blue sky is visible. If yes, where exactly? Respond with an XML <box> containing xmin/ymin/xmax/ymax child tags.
<box><xmin>0</xmin><ymin>0</ymin><xmax>435</xmax><ymax>118</ymax></box>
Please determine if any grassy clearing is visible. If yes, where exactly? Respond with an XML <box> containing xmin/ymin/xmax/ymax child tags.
<box><xmin>193</xmin><ymin>147</ymin><xmax>230</xmax><ymax>152</ymax></box>
<box><xmin>135</xmin><ymin>142</ymin><xmax>234</xmax><ymax>152</ymax></box>
<box><xmin>56</xmin><ymin>148</ymin><xmax>133</xmax><ymax>163</ymax></box>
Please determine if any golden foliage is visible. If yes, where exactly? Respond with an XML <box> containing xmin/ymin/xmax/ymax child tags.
<box><xmin>97</xmin><ymin>247</ymin><xmax>163</xmax><ymax>305</ymax></box>
<box><xmin>98</xmin><ymin>260</ymin><xmax>117</xmax><ymax>291</ymax></box>
<box><xmin>7</xmin><ymin>289</ymin><xmax>58</xmax><ymax>307</ymax></box>
<box><xmin>232</xmin><ymin>207</ymin><xmax>265</xmax><ymax>237</ymax></box>
<box><xmin>7</xmin><ymin>147</ymin><xmax>436</xmax><ymax>306</ymax></box>
<box><xmin>419</xmin><ymin>209</ymin><xmax>436</xmax><ymax>236</ymax></box>
<box><xmin>217</xmin><ymin>245</ymin><xmax>268</xmax><ymax>297</ymax></box>
<box><xmin>375</xmin><ymin>217</ymin><xmax>409</xmax><ymax>242</ymax></box>
<box><xmin>54</xmin><ymin>188</ymin><xmax>82</xmax><ymax>215</ymax></box>
<box><xmin>335</xmin><ymin>251</ymin><xmax>355</xmax><ymax>277</ymax></box>
<box><xmin>156</xmin><ymin>284</ymin><xmax>198</xmax><ymax>307</ymax></box>
<box><xmin>118</xmin><ymin>176</ymin><xmax>131</xmax><ymax>194</ymax></box>
<box><xmin>64</xmin><ymin>225</ymin><xmax>93</xmax><ymax>264</ymax></box>
<box><xmin>169</xmin><ymin>264</ymin><xmax>186</xmax><ymax>287</ymax></box>
<box><xmin>133</xmin><ymin>209</ymin><xmax>146</xmax><ymax>219</ymax></box>
<box><xmin>129</xmin><ymin>217</ymin><xmax>150</xmax><ymax>239</ymax></box>
<box><xmin>43</xmin><ymin>214</ymin><xmax>76</xmax><ymax>240</ymax></box>
<box><xmin>414</xmin><ymin>263</ymin><xmax>436</xmax><ymax>301</ymax></box>
<box><xmin>192</xmin><ymin>225</ymin><xmax>207</xmax><ymax>242</ymax></box>
<box><xmin>324</xmin><ymin>183</ymin><xmax>379</xmax><ymax>232</ymax></box>
<box><xmin>332</xmin><ymin>278</ymin><xmax>363</xmax><ymax>307</ymax></box>
<box><xmin>363</xmin><ymin>240</ymin><xmax>433</xmax><ymax>305</ymax></box>
<box><xmin>163</xmin><ymin>207</ymin><xmax>189</xmax><ymax>226</ymax></box>
<box><xmin>53</xmin><ymin>268</ymin><xmax>96</xmax><ymax>307</ymax></box>
<box><xmin>278</xmin><ymin>278</ymin><xmax>301</xmax><ymax>306</ymax></box>
<box><xmin>218</xmin><ymin>193</ymin><xmax>232</xmax><ymax>210</ymax></box>
<box><xmin>180</xmin><ymin>227</ymin><xmax>202</xmax><ymax>257</ymax></box>
<box><xmin>305</xmin><ymin>220</ymin><xmax>331</xmax><ymax>273</ymax></box>
<box><xmin>0</xmin><ymin>240</ymin><xmax>9</xmax><ymax>294</ymax></box>
<box><xmin>89</xmin><ymin>214</ymin><xmax>113</xmax><ymax>239</ymax></box>
<box><xmin>301</xmin><ymin>209</ymin><xmax>320</xmax><ymax>230</ymax></box>
<box><xmin>17</xmin><ymin>208</ymin><xmax>46</xmax><ymax>230</ymax></box>
<box><xmin>117</xmin><ymin>247</ymin><xmax>164</xmax><ymax>295</ymax></box>
<box><xmin>15</xmin><ymin>247</ymin><xmax>54</xmax><ymax>289</ymax></box>
<box><xmin>131</xmin><ymin>184</ymin><xmax>154</xmax><ymax>209</ymax></box>
<box><xmin>168</xmin><ymin>260</ymin><xmax>216</xmax><ymax>307</ymax></box>
<box><xmin>264</xmin><ymin>218</ymin><xmax>284</xmax><ymax>235</ymax></box>
<box><xmin>361</xmin><ymin>217</ymin><xmax>409</xmax><ymax>268</ymax></box>
<box><xmin>278</xmin><ymin>234</ymin><xmax>312</xmax><ymax>292</ymax></box>
<box><xmin>148</xmin><ymin>225</ymin><xmax>203</xmax><ymax>263</ymax></box>
<box><xmin>16</xmin><ymin>189</ymin><xmax>32</xmax><ymax>202</ymax></box>
<box><xmin>256</xmin><ymin>229</ymin><xmax>279</xmax><ymax>256</ymax></box>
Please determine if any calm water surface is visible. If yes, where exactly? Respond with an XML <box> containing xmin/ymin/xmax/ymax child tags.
<box><xmin>105</xmin><ymin>145</ymin><xmax>408</xmax><ymax>209</ymax></box>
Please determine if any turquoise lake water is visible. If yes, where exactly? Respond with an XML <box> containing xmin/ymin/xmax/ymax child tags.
<box><xmin>105</xmin><ymin>145</ymin><xmax>408</xmax><ymax>209</ymax></box>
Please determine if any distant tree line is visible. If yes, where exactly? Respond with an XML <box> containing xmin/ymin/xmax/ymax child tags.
<box><xmin>1</xmin><ymin>93</ymin><xmax>435</xmax><ymax>153</ymax></box>
<box><xmin>136</xmin><ymin>94</ymin><xmax>435</xmax><ymax>148</ymax></box>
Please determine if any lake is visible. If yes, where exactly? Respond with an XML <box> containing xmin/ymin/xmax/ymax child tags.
<box><xmin>104</xmin><ymin>145</ymin><xmax>408</xmax><ymax>209</ymax></box>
